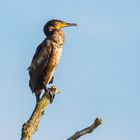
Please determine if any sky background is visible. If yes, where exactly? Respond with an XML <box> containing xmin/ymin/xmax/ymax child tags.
<box><xmin>0</xmin><ymin>0</ymin><xmax>140</xmax><ymax>140</ymax></box>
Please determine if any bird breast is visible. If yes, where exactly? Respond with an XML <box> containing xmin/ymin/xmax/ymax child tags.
<box><xmin>49</xmin><ymin>47</ymin><xmax>62</xmax><ymax>69</ymax></box>
<box><xmin>43</xmin><ymin>30</ymin><xmax>65</xmax><ymax>84</ymax></box>
<box><xmin>43</xmin><ymin>44</ymin><xmax>63</xmax><ymax>85</ymax></box>
<box><xmin>48</xmin><ymin>30</ymin><xmax>65</xmax><ymax>68</ymax></box>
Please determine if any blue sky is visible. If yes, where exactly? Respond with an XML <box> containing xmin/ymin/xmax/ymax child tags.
<box><xmin>0</xmin><ymin>0</ymin><xmax>140</xmax><ymax>140</ymax></box>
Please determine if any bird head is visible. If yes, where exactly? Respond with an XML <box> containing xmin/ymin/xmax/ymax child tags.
<box><xmin>43</xmin><ymin>19</ymin><xmax>77</xmax><ymax>36</ymax></box>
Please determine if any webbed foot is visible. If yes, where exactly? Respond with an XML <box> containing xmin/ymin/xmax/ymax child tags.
<box><xmin>43</xmin><ymin>82</ymin><xmax>55</xmax><ymax>103</ymax></box>
<box><xmin>47</xmin><ymin>88</ymin><xmax>55</xmax><ymax>103</ymax></box>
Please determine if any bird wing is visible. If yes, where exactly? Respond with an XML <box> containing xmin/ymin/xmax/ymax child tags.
<box><xmin>28</xmin><ymin>38</ymin><xmax>52</xmax><ymax>85</ymax></box>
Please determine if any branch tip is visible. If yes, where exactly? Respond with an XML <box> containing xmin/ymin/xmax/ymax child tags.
<box><xmin>67</xmin><ymin>117</ymin><xmax>103</xmax><ymax>140</ymax></box>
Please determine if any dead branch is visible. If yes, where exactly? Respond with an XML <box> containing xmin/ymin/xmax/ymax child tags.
<box><xmin>21</xmin><ymin>86</ymin><xmax>102</xmax><ymax>140</ymax></box>
<box><xmin>67</xmin><ymin>118</ymin><xmax>102</xmax><ymax>140</ymax></box>
<box><xmin>20</xmin><ymin>86</ymin><xmax>60</xmax><ymax>140</ymax></box>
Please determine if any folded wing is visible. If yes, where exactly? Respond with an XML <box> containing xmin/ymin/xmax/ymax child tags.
<box><xmin>28</xmin><ymin>39</ymin><xmax>52</xmax><ymax>92</ymax></box>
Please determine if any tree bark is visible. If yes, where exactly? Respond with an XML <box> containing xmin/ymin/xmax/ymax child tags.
<box><xmin>20</xmin><ymin>86</ymin><xmax>60</xmax><ymax>140</ymax></box>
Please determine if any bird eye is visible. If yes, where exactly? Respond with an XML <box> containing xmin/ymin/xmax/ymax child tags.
<box><xmin>48</xmin><ymin>26</ymin><xmax>54</xmax><ymax>32</ymax></box>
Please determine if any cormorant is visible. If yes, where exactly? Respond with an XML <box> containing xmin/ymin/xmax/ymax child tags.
<box><xmin>28</xmin><ymin>19</ymin><xmax>77</xmax><ymax>103</ymax></box>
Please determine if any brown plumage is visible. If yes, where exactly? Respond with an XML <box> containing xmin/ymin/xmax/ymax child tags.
<box><xmin>28</xmin><ymin>19</ymin><xmax>77</xmax><ymax>102</ymax></box>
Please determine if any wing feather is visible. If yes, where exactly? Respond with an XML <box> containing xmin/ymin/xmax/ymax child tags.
<box><xmin>28</xmin><ymin>38</ymin><xmax>52</xmax><ymax>92</ymax></box>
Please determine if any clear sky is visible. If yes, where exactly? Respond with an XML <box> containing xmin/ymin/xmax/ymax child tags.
<box><xmin>0</xmin><ymin>0</ymin><xmax>140</xmax><ymax>140</ymax></box>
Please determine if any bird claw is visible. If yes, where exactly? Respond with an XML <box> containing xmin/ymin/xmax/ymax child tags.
<box><xmin>43</xmin><ymin>83</ymin><xmax>55</xmax><ymax>103</ymax></box>
<box><xmin>47</xmin><ymin>89</ymin><xmax>55</xmax><ymax>104</ymax></box>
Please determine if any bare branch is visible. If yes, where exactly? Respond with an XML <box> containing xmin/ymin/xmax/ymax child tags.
<box><xmin>20</xmin><ymin>86</ymin><xmax>102</xmax><ymax>140</ymax></box>
<box><xmin>67</xmin><ymin>118</ymin><xmax>102</xmax><ymax>140</ymax></box>
<box><xmin>20</xmin><ymin>86</ymin><xmax>60</xmax><ymax>140</ymax></box>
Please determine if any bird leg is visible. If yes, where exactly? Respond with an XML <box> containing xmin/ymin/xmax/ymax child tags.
<box><xmin>43</xmin><ymin>82</ymin><xmax>48</xmax><ymax>93</ymax></box>
<box><xmin>43</xmin><ymin>82</ymin><xmax>55</xmax><ymax>104</ymax></box>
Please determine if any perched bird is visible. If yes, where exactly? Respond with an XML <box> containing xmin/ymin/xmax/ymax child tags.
<box><xmin>28</xmin><ymin>19</ymin><xmax>77</xmax><ymax>103</ymax></box>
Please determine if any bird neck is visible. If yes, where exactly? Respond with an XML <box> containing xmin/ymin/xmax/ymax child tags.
<box><xmin>49</xmin><ymin>29</ymin><xmax>65</xmax><ymax>44</ymax></box>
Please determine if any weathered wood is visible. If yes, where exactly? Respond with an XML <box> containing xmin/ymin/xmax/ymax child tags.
<box><xmin>67</xmin><ymin>118</ymin><xmax>102</xmax><ymax>140</ymax></box>
<box><xmin>21</xmin><ymin>86</ymin><xmax>60</xmax><ymax>140</ymax></box>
